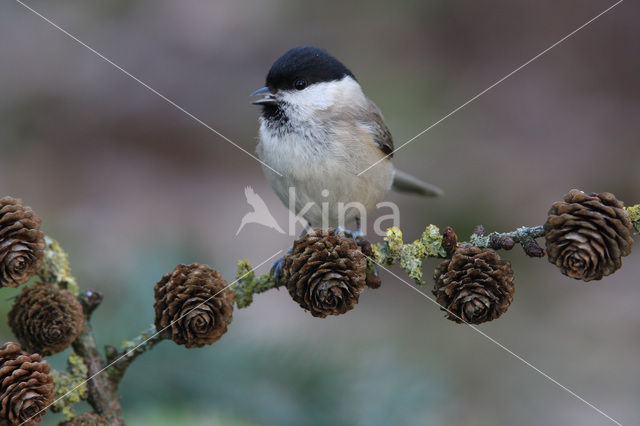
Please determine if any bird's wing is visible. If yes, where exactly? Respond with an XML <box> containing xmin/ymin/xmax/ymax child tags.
<box><xmin>362</xmin><ymin>99</ymin><xmax>394</xmax><ymax>158</ymax></box>
<box><xmin>358</xmin><ymin>101</ymin><xmax>441</xmax><ymax>197</ymax></box>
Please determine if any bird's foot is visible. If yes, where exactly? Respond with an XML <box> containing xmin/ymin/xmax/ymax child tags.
<box><xmin>270</xmin><ymin>228</ymin><xmax>312</xmax><ymax>286</ymax></box>
<box><xmin>270</xmin><ymin>257</ymin><xmax>285</xmax><ymax>286</ymax></box>
<box><xmin>270</xmin><ymin>245</ymin><xmax>294</xmax><ymax>287</ymax></box>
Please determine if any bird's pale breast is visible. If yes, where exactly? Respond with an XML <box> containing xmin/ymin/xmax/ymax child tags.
<box><xmin>257</xmin><ymin>120</ymin><xmax>393</xmax><ymax>227</ymax></box>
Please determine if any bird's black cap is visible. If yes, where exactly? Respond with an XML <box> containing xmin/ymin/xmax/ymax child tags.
<box><xmin>265</xmin><ymin>46</ymin><xmax>355</xmax><ymax>91</ymax></box>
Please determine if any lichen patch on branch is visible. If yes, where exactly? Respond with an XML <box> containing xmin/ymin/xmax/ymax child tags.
<box><xmin>38</xmin><ymin>237</ymin><xmax>79</xmax><ymax>295</ymax></box>
<box><xmin>626</xmin><ymin>204</ymin><xmax>640</xmax><ymax>234</ymax></box>
<box><xmin>51</xmin><ymin>353</ymin><xmax>88</xmax><ymax>420</ymax></box>
<box><xmin>233</xmin><ymin>259</ymin><xmax>278</xmax><ymax>309</ymax></box>
<box><xmin>371</xmin><ymin>225</ymin><xmax>448</xmax><ymax>285</ymax></box>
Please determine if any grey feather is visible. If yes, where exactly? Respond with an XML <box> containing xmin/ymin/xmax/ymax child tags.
<box><xmin>392</xmin><ymin>169</ymin><xmax>443</xmax><ymax>197</ymax></box>
<box><xmin>362</xmin><ymin>100</ymin><xmax>394</xmax><ymax>157</ymax></box>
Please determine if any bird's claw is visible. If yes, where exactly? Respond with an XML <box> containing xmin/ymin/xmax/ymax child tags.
<box><xmin>270</xmin><ymin>256</ymin><xmax>286</xmax><ymax>286</ymax></box>
<box><xmin>271</xmin><ymin>242</ymin><xmax>294</xmax><ymax>286</ymax></box>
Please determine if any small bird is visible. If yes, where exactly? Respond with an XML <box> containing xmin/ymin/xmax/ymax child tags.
<box><xmin>252</xmin><ymin>46</ymin><xmax>441</xmax><ymax>236</ymax></box>
<box><xmin>236</xmin><ymin>186</ymin><xmax>285</xmax><ymax>235</ymax></box>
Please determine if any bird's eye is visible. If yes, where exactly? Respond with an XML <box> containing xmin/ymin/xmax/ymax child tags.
<box><xmin>294</xmin><ymin>79</ymin><xmax>307</xmax><ymax>90</ymax></box>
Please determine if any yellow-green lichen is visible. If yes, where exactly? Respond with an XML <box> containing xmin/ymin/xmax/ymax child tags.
<box><xmin>232</xmin><ymin>259</ymin><xmax>277</xmax><ymax>309</ymax></box>
<box><xmin>417</xmin><ymin>225</ymin><xmax>448</xmax><ymax>258</ymax></box>
<box><xmin>399</xmin><ymin>242</ymin><xmax>425</xmax><ymax>284</ymax></box>
<box><xmin>370</xmin><ymin>226</ymin><xmax>447</xmax><ymax>285</ymax></box>
<box><xmin>38</xmin><ymin>237</ymin><xmax>79</xmax><ymax>295</ymax></box>
<box><xmin>370</xmin><ymin>227</ymin><xmax>401</xmax><ymax>266</ymax></box>
<box><xmin>236</xmin><ymin>259</ymin><xmax>254</xmax><ymax>281</ymax></box>
<box><xmin>386</xmin><ymin>226</ymin><xmax>404</xmax><ymax>254</ymax></box>
<box><xmin>626</xmin><ymin>204</ymin><xmax>640</xmax><ymax>234</ymax></box>
<box><xmin>50</xmin><ymin>353</ymin><xmax>88</xmax><ymax>419</ymax></box>
<box><xmin>67</xmin><ymin>352</ymin><xmax>86</xmax><ymax>374</ymax></box>
<box><xmin>370</xmin><ymin>243</ymin><xmax>384</xmax><ymax>265</ymax></box>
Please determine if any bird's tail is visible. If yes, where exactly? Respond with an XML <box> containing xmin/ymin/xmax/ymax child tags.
<box><xmin>392</xmin><ymin>169</ymin><xmax>443</xmax><ymax>197</ymax></box>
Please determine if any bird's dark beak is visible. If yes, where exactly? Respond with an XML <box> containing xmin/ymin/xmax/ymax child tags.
<box><xmin>251</xmin><ymin>86</ymin><xmax>277</xmax><ymax>105</ymax></box>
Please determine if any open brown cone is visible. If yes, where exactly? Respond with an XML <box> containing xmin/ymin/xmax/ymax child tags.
<box><xmin>545</xmin><ymin>189</ymin><xmax>633</xmax><ymax>281</ymax></box>
<box><xmin>8</xmin><ymin>283</ymin><xmax>84</xmax><ymax>356</ymax></box>
<box><xmin>283</xmin><ymin>229</ymin><xmax>367</xmax><ymax>318</ymax></box>
<box><xmin>154</xmin><ymin>264</ymin><xmax>234</xmax><ymax>348</ymax></box>
<box><xmin>0</xmin><ymin>342</ymin><xmax>54</xmax><ymax>425</ymax></box>
<box><xmin>0</xmin><ymin>197</ymin><xmax>45</xmax><ymax>288</ymax></box>
<box><xmin>433</xmin><ymin>246</ymin><xmax>515</xmax><ymax>324</ymax></box>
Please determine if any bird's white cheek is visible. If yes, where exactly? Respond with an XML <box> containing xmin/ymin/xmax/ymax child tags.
<box><xmin>281</xmin><ymin>88</ymin><xmax>333</xmax><ymax>117</ymax></box>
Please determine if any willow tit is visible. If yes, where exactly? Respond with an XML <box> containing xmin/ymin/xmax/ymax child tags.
<box><xmin>252</xmin><ymin>46</ymin><xmax>441</xmax><ymax>234</ymax></box>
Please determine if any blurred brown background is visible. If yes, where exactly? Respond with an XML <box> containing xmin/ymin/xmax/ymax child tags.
<box><xmin>1</xmin><ymin>0</ymin><xmax>638</xmax><ymax>425</ymax></box>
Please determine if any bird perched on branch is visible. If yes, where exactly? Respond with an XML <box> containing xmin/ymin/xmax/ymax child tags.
<box><xmin>252</xmin><ymin>46</ymin><xmax>441</xmax><ymax>278</ymax></box>
<box><xmin>252</xmin><ymin>46</ymin><xmax>441</xmax><ymax>233</ymax></box>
